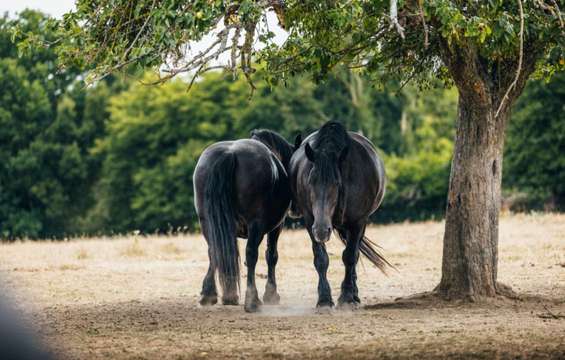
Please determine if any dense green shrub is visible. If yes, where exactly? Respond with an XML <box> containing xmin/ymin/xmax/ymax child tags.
<box><xmin>0</xmin><ymin>12</ymin><xmax>99</xmax><ymax>238</ymax></box>
<box><xmin>504</xmin><ymin>74</ymin><xmax>565</xmax><ymax>211</ymax></box>
<box><xmin>377</xmin><ymin>88</ymin><xmax>456</xmax><ymax>222</ymax></box>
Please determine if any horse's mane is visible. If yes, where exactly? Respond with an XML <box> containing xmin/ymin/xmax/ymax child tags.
<box><xmin>310</xmin><ymin>121</ymin><xmax>350</xmax><ymax>185</ymax></box>
<box><xmin>313</xmin><ymin>121</ymin><xmax>350</xmax><ymax>156</ymax></box>
<box><xmin>250</xmin><ymin>129</ymin><xmax>294</xmax><ymax>168</ymax></box>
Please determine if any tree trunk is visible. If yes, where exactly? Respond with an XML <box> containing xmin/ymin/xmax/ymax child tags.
<box><xmin>437</xmin><ymin>90</ymin><xmax>510</xmax><ymax>301</ymax></box>
<box><xmin>430</xmin><ymin>31</ymin><xmax>541</xmax><ymax>301</ymax></box>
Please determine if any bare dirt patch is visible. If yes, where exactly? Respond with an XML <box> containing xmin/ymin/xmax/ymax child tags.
<box><xmin>1</xmin><ymin>213</ymin><xmax>564</xmax><ymax>359</ymax></box>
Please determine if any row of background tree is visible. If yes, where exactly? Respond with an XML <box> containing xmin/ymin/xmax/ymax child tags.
<box><xmin>1</xmin><ymin>10</ymin><xmax>563</xmax><ymax>239</ymax></box>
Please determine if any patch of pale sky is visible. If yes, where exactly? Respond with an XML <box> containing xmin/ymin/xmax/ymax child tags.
<box><xmin>2</xmin><ymin>1</ymin><xmax>288</xmax><ymax>72</ymax></box>
<box><xmin>1</xmin><ymin>0</ymin><xmax>75</xmax><ymax>18</ymax></box>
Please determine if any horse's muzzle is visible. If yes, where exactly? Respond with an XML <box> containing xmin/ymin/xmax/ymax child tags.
<box><xmin>313</xmin><ymin>224</ymin><xmax>332</xmax><ymax>243</ymax></box>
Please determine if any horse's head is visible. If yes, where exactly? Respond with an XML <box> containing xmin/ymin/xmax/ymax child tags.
<box><xmin>250</xmin><ymin>129</ymin><xmax>301</xmax><ymax>170</ymax></box>
<box><xmin>304</xmin><ymin>142</ymin><xmax>348</xmax><ymax>243</ymax></box>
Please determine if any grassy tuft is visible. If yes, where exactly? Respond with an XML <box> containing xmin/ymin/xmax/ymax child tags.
<box><xmin>120</xmin><ymin>239</ymin><xmax>146</xmax><ymax>257</ymax></box>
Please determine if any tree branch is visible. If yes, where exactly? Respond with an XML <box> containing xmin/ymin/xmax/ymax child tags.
<box><xmin>122</xmin><ymin>0</ymin><xmax>157</xmax><ymax>61</ymax></box>
<box><xmin>390</xmin><ymin>0</ymin><xmax>405</xmax><ymax>39</ymax></box>
<box><xmin>417</xmin><ymin>0</ymin><xmax>429</xmax><ymax>48</ymax></box>
<box><xmin>495</xmin><ymin>0</ymin><xmax>524</xmax><ymax>118</ymax></box>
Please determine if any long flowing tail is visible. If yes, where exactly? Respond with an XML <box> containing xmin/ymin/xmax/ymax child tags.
<box><xmin>336</xmin><ymin>230</ymin><xmax>394</xmax><ymax>275</ymax></box>
<box><xmin>203</xmin><ymin>152</ymin><xmax>240</xmax><ymax>291</ymax></box>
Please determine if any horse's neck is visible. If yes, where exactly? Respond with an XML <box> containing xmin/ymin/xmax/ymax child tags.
<box><xmin>272</xmin><ymin>143</ymin><xmax>292</xmax><ymax>172</ymax></box>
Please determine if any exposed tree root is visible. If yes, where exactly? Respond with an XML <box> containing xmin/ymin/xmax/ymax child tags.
<box><xmin>495</xmin><ymin>282</ymin><xmax>521</xmax><ymax>300</ymax></box>
<box><xmin>364</xmin><ymin>282</ymin><xmax>525</xmax><ymax>311</ymax></box>
<box><xmin>364</xmin><ymin>291</ymin><xmax>449</xmax><ymax>310</ymax></box>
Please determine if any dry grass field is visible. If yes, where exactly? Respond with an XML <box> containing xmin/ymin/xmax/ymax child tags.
<box><xmin>1</xmin><ymin>213</ymin><xmax>564</xmax><ymax>359</ymax></box>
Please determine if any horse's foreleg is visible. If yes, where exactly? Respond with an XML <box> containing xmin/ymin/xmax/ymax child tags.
<box><xmin>338</xmin><ymin>223</ymin><xmax>365</xmax><ymax>308</ymax></box>
<box><xmin>244</xmin><ymin>224</ymin><xmax>264</xmax><ymax>312</ymax></box>
<box><xmin>308</xmin><ymin>228</ymin><xmax>334</xmax><ymax>308</ymax></box>
<box><xmin>263</xmin><ymin>225</ymin><xmax>282</xmax><ymax>305</ymax></box>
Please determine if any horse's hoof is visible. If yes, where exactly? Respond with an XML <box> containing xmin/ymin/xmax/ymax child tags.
<box><xmin>263</xmin><ymin>292</ymin><xmax>280</xmax><ymax>305</ymax></box>
<box><xmin>337</xmin><ymin>293</ymin><xmax>360</xmax><ymax>310</ymax></box>
<box><xmin>244</xmin><ymin>299</ymin><xmax>261</xmax><ymax>313</ymax></box>
<box><xmin>222</xmin><ymin>296</ymin><xmax>239</xmax><ymax>306</ymax></box>
<box><xmin>315</xmin><ymin>305</ymin><xmax>334</xmax><ymax>314</ymax></box>
<box><xmin>337</xmin><ymin>300</ymin><xmax>360</xmax><ymax>311</ymax></box>
<box><xmin>244</xmin><ymin>288</ymin><xmax>263</xmax><ymax>312</ymax></box>
<box><xmin>244</xmin><ymin>303</ymin><xmax>260</xmax><ymax>313</ymax></box>
<box><xmin>199</xmin><ymin>295</ymin><xmax>218</xmax><ymax>306</ymax></box>
<box><xmin>316</xmin><ymin>298</ymin><xmax>334</xmax><ymax>309</ymax></box>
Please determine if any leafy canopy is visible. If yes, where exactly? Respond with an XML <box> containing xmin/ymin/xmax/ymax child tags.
<box><xmin>21</xmin><ymin>1</ymin><xmax>564</xmax><ymax>90</ymax></box>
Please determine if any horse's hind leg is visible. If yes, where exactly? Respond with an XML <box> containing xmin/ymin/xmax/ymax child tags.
<box><xmin>221</xmin><ymin>254</ymin><xmax>239</xmax><ymax>305</ymax></box>
<box><xmin>263</xmin><ymin>225</ymin><xmax>282</xmax><ymax>305</ymax></box>
<box><xmin>204</xmin><ymin>219</ymin><xmax>237</xmax><ymax>306</ymax></box>
<box><xmin>199</xmin><ymin>260</ymin><xmax>218</xmax><ymax>306</ymax></box>
<box><xmin>338</xmin><ymin>223</ymin><xmax>365</xmax><ymax>308</ymax></box>
<box><xmin>199</xmin><ymin>224</ymin><xmax>218</xmax><ymax>306</ymax></box>
<box><xmin>244</xmin><ymin>223</ymin><xmax>264</xmax><ymax>312</ymax></box>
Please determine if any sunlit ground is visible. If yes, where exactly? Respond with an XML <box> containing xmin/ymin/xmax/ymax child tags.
<box><xmin>1</xmin><ymin>213</ymin><xmax>564</xmax><ymax>359</ymax></box>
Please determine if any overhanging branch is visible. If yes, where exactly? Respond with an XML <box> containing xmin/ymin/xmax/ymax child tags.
<box><xmin>390</xmin><ymin>0</ymin><xmax>405</xmax><ymax>39</ymax></box>
<box><xmin>495</xmin><ymin>0</ymin><xmax>524</xmax><ymax>118</ymax></box>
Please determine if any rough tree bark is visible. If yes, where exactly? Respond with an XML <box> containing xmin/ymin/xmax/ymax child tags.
<box><xmin>435</xmin><ymin>40</ymin><xmax>538</xmax><ymax>301</ymax></box>
<box><xmin>437</xmin><ymin>88</ymin><xmax>509</xmax><ymax>300</ymax></box>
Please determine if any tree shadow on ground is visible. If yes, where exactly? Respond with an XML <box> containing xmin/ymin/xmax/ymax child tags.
<box><xmin>364</xmin><ymin>290</ymin><xmax>565</xmax><ymax>310</ymax></box>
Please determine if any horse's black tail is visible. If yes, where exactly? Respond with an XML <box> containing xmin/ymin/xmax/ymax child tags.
<box><xmin>203</xmin><ymin>152</ymin><xmax>240</xmax><ymax>291</ymax></box>
<box><xmin>336</xmin><ymin>230</ymin><xmax>394</xmax><ymax>275</ymax></box>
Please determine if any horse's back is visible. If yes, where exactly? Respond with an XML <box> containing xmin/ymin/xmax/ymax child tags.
<box><xmin>194</xmin><ymin>139</ymin><xmax>290</xmax><ymax>234</ymax></box>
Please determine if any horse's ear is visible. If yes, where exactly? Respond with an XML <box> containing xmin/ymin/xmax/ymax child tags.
<box><xmin>339</xmin><ymin>145</ymin><xmax>349</xmax><ymax>163</ymax></box>
<box><xmin>304</xmin><ymin>143</ymin><xmax>316</xmax><ymax>162</ymax></box>
<box><xmin>294</xmin><ymin>133</ymin><xmax>302</xmax><ymax>151</ymax></box>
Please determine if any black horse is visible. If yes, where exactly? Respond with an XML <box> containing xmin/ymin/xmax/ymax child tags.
<box><xmin>290</xmin><ymin>121</ymin><xmax>391</xmax><ymax>308</ymax></box>
<box><xmin>193</xmin><ymin>130</ymin><xmax>299</xmax><ymax>312</ymax></box>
